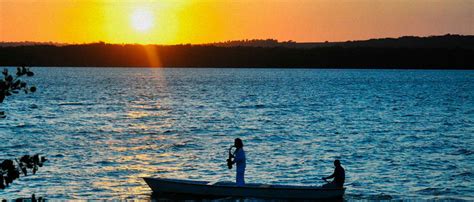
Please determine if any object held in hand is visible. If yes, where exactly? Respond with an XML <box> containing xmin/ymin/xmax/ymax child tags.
<box><xmin>227</xmin><ymin>146</ymin><xmax>235</xmax><ymax>169</ymax></box>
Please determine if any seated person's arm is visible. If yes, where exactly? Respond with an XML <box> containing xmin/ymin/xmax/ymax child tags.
<box><xmin>322</xmin><ymin>172</ymin><xmax>335</xmax><ymax>180</ymax></box>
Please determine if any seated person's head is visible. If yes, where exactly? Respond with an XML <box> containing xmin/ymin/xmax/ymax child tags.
<box><xmin>334</xmin><ymin>159</ymin><xmax>341</xmax><ymax>167</ymax></box>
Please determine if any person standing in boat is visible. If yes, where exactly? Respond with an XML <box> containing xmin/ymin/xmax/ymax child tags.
<box><xmin>322</xmin><ymin>159</ymin><xmax>345</xmax><ymax>188</ymax></box>
<box><xmin>231</xmin><ymin>138</ymin><xmax>246</xmax><ymax>186</ymax></box>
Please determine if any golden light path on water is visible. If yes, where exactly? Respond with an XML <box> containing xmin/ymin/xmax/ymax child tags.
<box><xmin>88</xmin><ymin>68</ymin><xmax>174</xmax><ymax>197</ymax></box>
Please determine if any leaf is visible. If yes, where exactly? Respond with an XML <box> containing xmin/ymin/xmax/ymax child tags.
<box><xmin>12</xmin><ymin>80</ymin><xmax>20</xmax><ymax>88</ymax></box>
<box><xmin>0</xmin><ymin>80</ymin><xmax>6</xmax><ymax>90</ymax></box>
<box><xmin>30</xmin><ymin>86</ymin><xmax>37</xmax><ymax>93</ymax></box>
<box><xmin>26</xmin><ymin>72</ymin><xmax>35</xmax><ymax>77</ymax></box>
<box><xmin>16</xmin><ymin>67</ymin><xmax>23</xmax><ymax>76</ymax></box>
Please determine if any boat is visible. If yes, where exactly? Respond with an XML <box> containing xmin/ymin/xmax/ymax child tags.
<box><xmin>143</xmin><ymin>177</ymin><xmax>345</xmax><ymax>200</ymax></box>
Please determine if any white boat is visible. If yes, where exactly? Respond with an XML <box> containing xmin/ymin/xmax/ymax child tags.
<box><xmin>143</xmin><ymin>177</ymin><xmax>345</xmax><ymax>200</ymax></box>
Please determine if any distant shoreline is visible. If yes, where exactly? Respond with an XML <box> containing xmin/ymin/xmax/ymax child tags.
<box><xmin>1</xmin><ymin>35</ymin><xmax>473</xmax><ymax>69</ymax></box>
<box><xmin>1</xmin><ymin>66</ymin><xmax>472</xmax><ymax>71</ymax></box>
<box><xmin>2</xmin><ymin>34</ymin><xmax>473</xmax><ymax>48</ymax></box>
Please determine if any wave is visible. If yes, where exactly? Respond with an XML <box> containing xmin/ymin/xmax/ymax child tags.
<box><xmin>452</xmin><ymin>148</ymin><xmax>473</xmax><ymax>156</ymax></box>
<box><xmin>58</xmin><ymin>102</ymin><xmax>93</xmax><ymax>106</ymax></box>
<box><xmin>238</xmin><ymin>104</ymin><xmax>266</xmax><ymax>109</ymax></box>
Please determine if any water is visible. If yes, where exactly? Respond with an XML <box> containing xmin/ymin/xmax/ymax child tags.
<box><xmin>1</xmin><ymin>67</ymin><xmax>473</xmax><ymax>200</ymax></box>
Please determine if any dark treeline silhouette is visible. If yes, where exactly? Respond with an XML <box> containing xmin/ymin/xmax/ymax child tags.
<box><xmin>207</xmin><ymin>39</ymin><xmax>296</xmax><ymax>48</ymax></box>
<box><xmin>0</xmin><ymin>41</ymin><xmax>66</xmax><ymax>47</ymax></box>
<box><xmin>205</xmin><ymin>34</ymin><xmax>474</xmax><ymax>49</ymax></box>
<box><xmin>0</xmin><ymin>35</ymin><xmax>473</xmax><ymax>69</ymax></box>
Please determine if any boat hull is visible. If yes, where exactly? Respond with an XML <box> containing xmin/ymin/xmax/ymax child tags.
<box><xmin>144</xmin><ymin>177</ymin><xmax>345</xmax><ymax>200</ymax></box>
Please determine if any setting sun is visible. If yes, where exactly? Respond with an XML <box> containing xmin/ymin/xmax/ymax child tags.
<box><xmin>131</xmin><ymin>8</ymin><xmax>154</xmax><ymax>32</ymax></box>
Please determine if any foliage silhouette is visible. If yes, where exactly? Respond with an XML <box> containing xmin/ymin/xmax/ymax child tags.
<box><xmin>0</xmin><ymin>35</ymin><xmax>473</xmax><ymax>69</ymax></box>
<box><xmin>0</xmin><ymin>154</ymin><xmax>47</xmax><ymax>190</ymax></box>
<box><xmin>0</xmin><ymin>67</ymin><xmax>44</xmax><ymax>195</ymax></box>
<box><xmin>0</xmin><ymin>66</ymin><xmax>36</xmax><ymax>117</ymax></box>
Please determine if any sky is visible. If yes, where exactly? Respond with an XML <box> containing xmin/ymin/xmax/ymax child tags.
<box><xmin>0</xmin><ymin>0</ymin><xmax>473</xmax><ymax>44</ymax></box>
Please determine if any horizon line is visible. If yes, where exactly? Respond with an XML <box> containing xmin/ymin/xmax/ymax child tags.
<box><xmin>0</xmin><ymin>33</ymin><xmax>470</xmax><ymax>46</ymax></box>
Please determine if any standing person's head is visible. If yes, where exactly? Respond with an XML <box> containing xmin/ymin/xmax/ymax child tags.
<box><xmin>234</xmin><ymin>138</ymin><xmax>244</xmax><ymax>149</ymax></box>
<box><xmin>334</xmin><ymin>159</ymin><xmax>341</xmax><ymax>167</ymax></box>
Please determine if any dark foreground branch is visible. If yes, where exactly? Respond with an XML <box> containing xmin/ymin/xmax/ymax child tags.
<box><xmin>0</xmin><ymin>154</ymin><xmax>47</xmax><ymax>189</ymax></box>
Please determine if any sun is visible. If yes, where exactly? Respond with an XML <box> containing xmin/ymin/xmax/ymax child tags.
<box><xmin>130</xmin><ymin>8</ymin><xmax>154</xmax><ymax>32</ymax></box>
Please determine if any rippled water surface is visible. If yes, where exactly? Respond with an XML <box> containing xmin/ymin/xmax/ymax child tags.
<box><xmin>1</xmin><ymin>68</ymin><xmax>473</xmax><ymax>200</ymax></box>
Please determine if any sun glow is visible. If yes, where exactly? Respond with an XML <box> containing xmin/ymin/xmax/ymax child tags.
<box><xmin>1</xmin><ymin>1</ymin><xmax>472</xmax><ymax>44</ymax></box>
<box><xmin>101</xmin><ymin>2</ymin><xmax>183</xmax><ymax>44</ymax></box>
<box><xmin>131</xmin><ymin>8</ymin><xmax>154</xmax><ymax>32</ymax></box>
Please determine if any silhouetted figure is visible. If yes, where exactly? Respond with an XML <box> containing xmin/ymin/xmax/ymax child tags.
<box><xmin>230</xmin><ymin>138</ymin><xmax>246</xmax><ymax>186</ymax></box>
<box><xmin>322</xmin><ymin>160</ymin><xmax>345</xmax><ymax>189</ymax></box>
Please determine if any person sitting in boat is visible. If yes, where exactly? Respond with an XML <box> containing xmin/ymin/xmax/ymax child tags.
<box><xmin>322</xmin><ymin>159</ymin><xmax>345</xmax><ymax>188</ymax></box>
<box><xmin>231</xmin><ymin>138</ymin><xmax>246</xmax><ymax>186</ymax></box>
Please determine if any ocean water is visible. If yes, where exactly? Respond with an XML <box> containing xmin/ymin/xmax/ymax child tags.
<box><xmin>0</xmin><ymin>67</ymin><xmax>473</xmax><ymax>200</ymax></box>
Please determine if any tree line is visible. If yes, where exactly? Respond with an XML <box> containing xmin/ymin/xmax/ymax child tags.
<box><xmin>0</xmin><ymin>41</ymin><xmax>472</xmax><ymax>69</ymax></box>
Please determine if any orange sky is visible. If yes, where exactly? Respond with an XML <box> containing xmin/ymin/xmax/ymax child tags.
<box><xmin>1</xmin><ymin>0</ymin><xmax>473</xmax><ymax>44</ymax></box>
